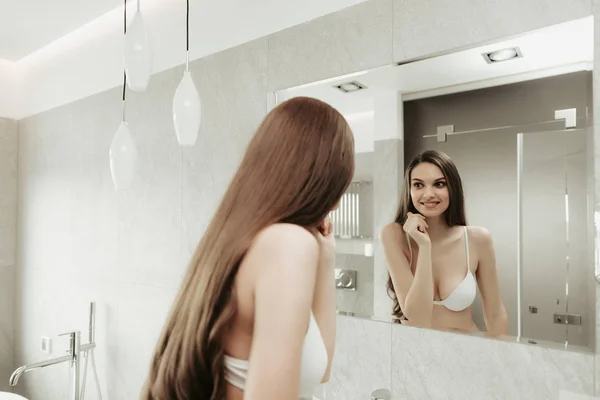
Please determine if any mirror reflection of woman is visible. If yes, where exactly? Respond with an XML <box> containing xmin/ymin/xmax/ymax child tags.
<box><xmin>142</xmin><ymin>97</ymin><xmax>355</xmax><ymax>400</ymax></box>
<box><xmin>382</xmin><ymin>150</ymin><xmax>508</xmax><ymax>336</ymax></box>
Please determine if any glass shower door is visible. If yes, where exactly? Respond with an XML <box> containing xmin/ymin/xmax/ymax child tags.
<box><xmin>519</xmin><ymin>126</ymin><xmax>592</xmax><ymax>347</ymax></box>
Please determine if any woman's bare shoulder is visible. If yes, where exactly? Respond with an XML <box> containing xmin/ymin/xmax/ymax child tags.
<box><xmin>382</xmin><ymin>222</ymin><xmax>408</xmax><ymax>247</ymax></box>
<box><xmin>381</xmin><ymin>222</ymin><xmax>406</xmax><ymax>242</ymax></box>
<box><xmin>249</xmin><ymin>223</ymin><xmax>319</xmax><ymax>261</ymax></box>
<box><xmin>466</xmin><ymin>226</ymin><xmax>493</xmax><ymax>247</ymax></box>
<box><xmin>237</xmin><ymin>223</ymin><xmax>320</xmax><ymax>298</ymax></box>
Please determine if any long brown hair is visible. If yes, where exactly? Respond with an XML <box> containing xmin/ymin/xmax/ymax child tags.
<box><xmin>142</xmin><ymin>96</ymin><xmax>355</xmax><ymax>400</ymax></box>
<box><xmin>386</xmin><ymin>150</ymin><xmax>466</xmax><ymax>321</ymax></box>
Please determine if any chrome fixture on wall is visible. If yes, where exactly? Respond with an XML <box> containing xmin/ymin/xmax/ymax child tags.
<box><xmin>335</xmin><ymin>268</ymin><xmax>357</xmax><ymax>291</ymax></box>
<box><xmin>10</xmin><ymin>302</ymin><xmax>103</xmax><ymax>400</ymax></box>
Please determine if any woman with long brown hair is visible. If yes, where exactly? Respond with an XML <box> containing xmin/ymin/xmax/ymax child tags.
<box><xmin>141</xmin><ymin>96</ymin><xmax>354</xmax><ymax>400</ymax></box>
<box><xmin>382</xmin><ymin>150</ymin><xmax>507</xmax><ymax>336</ymax></box>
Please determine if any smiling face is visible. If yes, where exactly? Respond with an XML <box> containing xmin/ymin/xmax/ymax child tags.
<box><xmin>410</xmin><ymin>162</ymin><xmax>450</xmax><ymax>218</ymax></box>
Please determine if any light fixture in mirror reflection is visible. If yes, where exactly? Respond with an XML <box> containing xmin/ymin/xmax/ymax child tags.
<box><xmin>272</xmin><ymin>16</ymin><xmax>596</xmax><ymax>352</ymax></box>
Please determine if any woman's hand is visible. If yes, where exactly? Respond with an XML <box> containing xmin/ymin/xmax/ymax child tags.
<box><xmin>315</xmin><ymin>216</ymin><xmax>336</xmax><ymax>268</ymax></box>
<box><xmin>403</xmin><ymin>212</ymin><xmax>431</xmax><ymax>247</ymax></box>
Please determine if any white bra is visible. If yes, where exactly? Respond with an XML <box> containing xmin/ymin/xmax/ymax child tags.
<box><xmin>407</xmin><ymin>225</ymin><xmax>476</xmax><ymax>312</ymax></box>
<box><xmin>224</xmin><ymin>312</ymin><xmax>328</xmax><ymax>399</ymax></box>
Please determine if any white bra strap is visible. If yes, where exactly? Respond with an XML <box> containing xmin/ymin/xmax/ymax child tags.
<box><xmin>406</xmin><ymin>231</ymin><xmax>413</xmax><ymax>266</ymax></box>
<box><xmin>463</xmin><ymin>226</ymin><xmax>471</xmax><ymax>274</ymax></box>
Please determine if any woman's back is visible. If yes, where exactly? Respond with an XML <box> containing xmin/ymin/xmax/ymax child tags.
<box><xmin>222</xmin><ymin>223</ymin><xmax>329</xmax><ymax>399</ymax></box>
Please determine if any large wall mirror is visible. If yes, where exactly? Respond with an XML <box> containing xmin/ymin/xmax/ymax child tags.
<box><xmin>271</xmin><ymin>16</ymin><xmax>596</xmax><ymax>352</ymax></box>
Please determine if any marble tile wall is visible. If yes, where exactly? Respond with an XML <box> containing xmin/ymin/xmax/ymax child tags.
<box><xmin>393</xmin><ymin>0</ymin><xmax>592</xmax><ymax>62</ymax></box>
<box><xmin>267</xmin><ymin>0</ymin><xmax>394</xmax><ymax>91</ymax></box>
<box><xmin>592</xmin><ymin>0</ymin><xmax>600</xmax><ymax>396</ymax></box>
<box><xmin>14</xmin><ymin>39</ymin><xmax>268</xmax><ymax>400</ymax></box>
<box><xmin>561</xmin><ymin>391</ymin><xmax>600</xmax><ymax>400</ymax></box>
<box><xmin>314</xmin><ymin>316</ymin><xmax>392</xmax><ymax>400</ymax></box>
<box><xmin>11</xmin><ymin>0</ymin><xmax>600</xmax><ymax>399</ymax></box>
<box><xmin>0</xmin><ymin>117</ymin><xmax>17</xmax><ymax>392</ymax></box>
<box><xmin>372</xmin><ymin>139</ymin><xmax>403</xmax><ymax>321</ymax></box>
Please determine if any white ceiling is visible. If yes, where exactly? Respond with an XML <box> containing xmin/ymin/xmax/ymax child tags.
<box><xmin>0</xmin><ymin>0</ymin><xmax>121</xmax><ymax>61</ymax></box>
<box><xmin>278</xmin><ymin>17</ymin><xmax>594</xmax><ymax>116</ymax></box>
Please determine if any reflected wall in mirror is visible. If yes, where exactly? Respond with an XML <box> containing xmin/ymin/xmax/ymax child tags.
<box><xmin>272</xmin><ymin>16</ymin><xmax>596</xmax><ymax>351</ymax></box>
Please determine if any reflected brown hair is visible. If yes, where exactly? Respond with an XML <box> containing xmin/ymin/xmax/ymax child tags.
<box><xmin>386</xmin><ymin>150</ymin><xmax>466</xmax><ymax>320</ymax></box>
<box><xmin>141</xmin><ymin>96</ymin><xmax>355</xmax><ymax>400</ymax></box>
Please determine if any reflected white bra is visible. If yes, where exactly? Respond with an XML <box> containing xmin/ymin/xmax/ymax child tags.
<box><xmin>224</xmin><ymin>312</ymin><xmax>328</xmax><ymax>399</ymax></box>
<box><xmin>407</xmin><ymin>225</ymin><xmax>477</xmax><ymax>312</ymax></box>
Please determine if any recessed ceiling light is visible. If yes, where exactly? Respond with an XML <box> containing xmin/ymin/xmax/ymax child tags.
<box><xmin>482</xmin><ymin>47</ymin><xmax>523</xmax><ymax>64</ymax></box>
<box><xmin>334</xmin><ymin>81</ymin><xmax>367</xmax><ymax>93</ymax></box>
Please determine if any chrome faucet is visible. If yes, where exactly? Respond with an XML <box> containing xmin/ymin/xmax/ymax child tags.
<box><xmin>10</xmin><ymin>303</ymin><xmax>98</xmax><ymax>400</ymax></box>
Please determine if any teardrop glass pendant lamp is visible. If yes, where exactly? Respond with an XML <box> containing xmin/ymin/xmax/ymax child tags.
<box><xmin>110</xmin><ymin>119</ymin><xmax>138</xmax><ymax>191</ymax></box>
<box><xmin>124</xmin><ymin>0</ymin><xmax>153</xmax><ymax>92</ymax></box>
<box><xmin>173</xmin><ymin>0</ymin><xmax>201</xmax><ymax>146</ymax></box>
<box><xmin>110</xmin><ymin>1</ymin><xmax>138</xmax><ymax>191</ymax></box>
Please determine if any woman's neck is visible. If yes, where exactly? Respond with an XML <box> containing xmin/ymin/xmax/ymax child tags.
<box><xmin>425</xmin><ymin>215</ymin><xmax>450</xmax><ymax>241</ymax></box>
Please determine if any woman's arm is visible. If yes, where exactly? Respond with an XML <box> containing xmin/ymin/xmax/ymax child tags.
<box><xmin>472</xmin><ymin>227</ymin><xmax>508</xmax><ymax>336</ymax></box>
<box><xmin>382</xmin><ymin>223</ymin><xmax>434</xmax><ymax>327</ymax></box>
<box><xmin>243</xmin><ymin>224</ymin><xmax>320</xmax><ymax>400</ymax></box>
<box><xmin>311</xmin><ymin>254</ymin><xmax>336</xmax><ymax>382</ymax></box>
<box><xmin>311</xmin><ymin>219</ymin><xmax>337</xmax><ymax>383</ymax></box>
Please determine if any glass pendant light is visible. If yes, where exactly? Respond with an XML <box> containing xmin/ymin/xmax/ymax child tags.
<box><xmin>172</xmin><ymin>0</ymin><xmax>201</xmax><ymax>146</ymax></box>
<box><xmin>110</xmin><ymin>1</ymin><xmax>138</xmax><ymax>191</ymax></box>
<box><xmin>124</xmin><ymin>0</ymin><xmax>153</xmax><ymax>92</ymax></box>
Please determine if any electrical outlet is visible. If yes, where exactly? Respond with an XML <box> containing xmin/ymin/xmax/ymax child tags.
<box><xmin>40</xmin><ymin>336</ymin><xmax>52</xmax><ymax>355</ymax></box>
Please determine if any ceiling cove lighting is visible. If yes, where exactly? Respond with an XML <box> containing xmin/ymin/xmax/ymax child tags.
<box><xmin>334</xmin><ymin>81</ymin><xmax>368</xmax><ymax>93</ymax></box>
<box><xmin>482</xmin><ymin>47</ymin><xmax>523</xmax><ymax>64</ymax></box>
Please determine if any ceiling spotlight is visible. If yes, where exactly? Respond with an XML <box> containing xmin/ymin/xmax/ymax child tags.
<box><xmin>482</xmin><ymin>47</ymin><xmax>523</xmax><ymax>64</ymax></box>
<box><xmin>334</xmin><ymin>81</ymin><xmax>367</xmax><ymax>93</ymax></box>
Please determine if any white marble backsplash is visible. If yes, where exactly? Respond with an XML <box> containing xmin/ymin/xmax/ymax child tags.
<box><xmin>316</xmin><ymin>316</ymin><xmax>392</xmax><ymax>400</ymax></box>
<box><xmin>391</xmin><ymin>324</ymin><xmax>594</xmax><ymax>400</ymax></box>
<box><xmin>315</xmin><ymin>317</ymin><xmax>597</xmax><ymax>400</ymax></box>
<box><xmin>560</xmin><ymin>391</ymin><xmax>600</xmax><ymax>400</ymax></box>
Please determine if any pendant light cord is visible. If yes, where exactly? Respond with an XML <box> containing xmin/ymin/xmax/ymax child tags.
<box><xmin>122</xmin><ymin>0</ymin><xmax>127</xmax><ymax>122</ymax></box>
<box><xmin>185</xmin><ymin>0</ymin><xmax>190</xmax><ymax>71</ymax></box>
<box><xmin>186</xmin><ymin>0</ymin><xmax>190</xmax><ymax>52</ymax></box>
